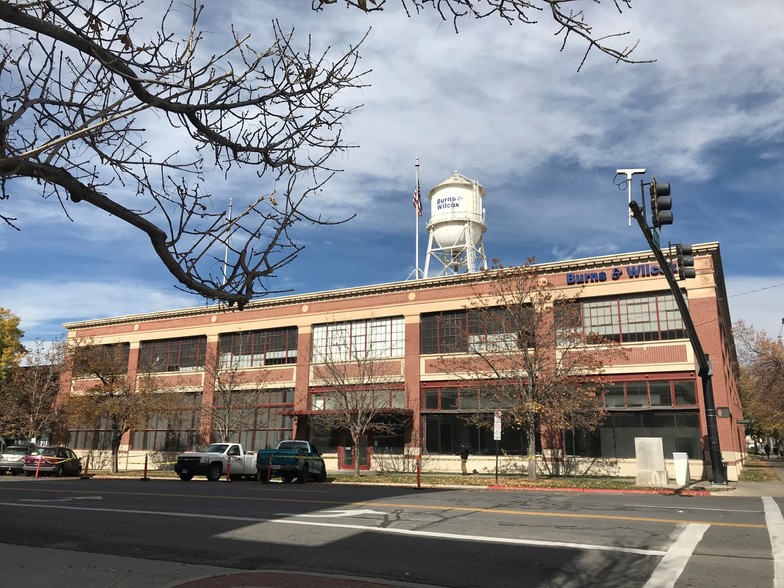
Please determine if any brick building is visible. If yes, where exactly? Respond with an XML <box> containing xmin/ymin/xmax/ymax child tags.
<box><xmin>61</xmin><ymin>243</ymin><xmax>746</xmax><ymax>481</ymax></box>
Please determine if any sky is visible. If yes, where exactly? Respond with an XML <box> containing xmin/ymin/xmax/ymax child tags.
<box><xmin>2</xmin><ymin>1</ymin><xmax>783</xmax><ymax>345</ymax></box>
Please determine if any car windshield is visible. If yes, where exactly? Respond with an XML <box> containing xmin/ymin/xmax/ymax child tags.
<box><xmin>200</xmin><ymin>444</ymin><xmax>228</xmax><ymax>453</ymax></box>
<box><xmin>31</xmin><ymin>447</ymin><xmax>57</xmax><ymax>457</ymax></box>
<box><xmin>277</xmin><ymin>441</ymin><xmax>305</xmax><ymax>450</ymax></box>
<box><xmin>4</xmin><ymin>447</ymin><xmax>30</xmax><ymax>456</ymax></box>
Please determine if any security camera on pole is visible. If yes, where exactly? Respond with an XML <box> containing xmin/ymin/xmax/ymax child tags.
<box><xmin>617</xmin><ymin>170</ymin><xmax>727</xmax><ymax>485</ymax></box>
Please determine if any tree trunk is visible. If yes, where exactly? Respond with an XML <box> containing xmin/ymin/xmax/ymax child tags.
<box><xmin>353</xmin><ymin>435</ymin><xmax>360</xmax><ymax>477</ymax></box>
<box><xmin>527</xmin><ymin>427</ymin><xmax>537</xmax><ymax>480</ymax></box>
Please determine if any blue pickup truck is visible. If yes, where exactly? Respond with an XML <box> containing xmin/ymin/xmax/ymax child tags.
<box><xmin>256</xmin><ymin>440</ymin><xmax>327</xmax><ymax>484</ymax></box>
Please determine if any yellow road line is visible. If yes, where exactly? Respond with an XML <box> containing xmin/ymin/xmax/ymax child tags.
<box><xmin>0</xmin><ymin>485</ymin><xmax>765</xmax><ymax>529</ymax></box>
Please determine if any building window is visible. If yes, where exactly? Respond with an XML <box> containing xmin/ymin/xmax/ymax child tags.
<box><xmin>312</xmin><ymin>316</ymin><xmax>404</xmax><ymax>362</ymax></box>
<box><xmin>600</xmin><ymin>380</ymin><xmax>696</xmax><ymax>409</ymax></box>
<box><xmin>423</xmin><ymin>414</ymin><xmax>536</xmax><ymax>456</ymax></box>
<box><xmin>596</xmin><ymin>410</ymin><xmax>702</xmax><ymax>459</ymax></box>
<box><xmin>422</xmin><ymin>307</ymin><xmax>529</xmax><ymax>355</ymax></box>
<box><xmin>71</xmin><ymin>343</ymin><xmax>130</xmax><ymax>377</ymax></box>
<box><xmin>139</xmin><ymin>337</ymin><xmax>206</xmax><ymax>372</ymax></box>
<box><xmin>309</xmin><ymin>387</ymin><xmax>404</xmax><ymax>411</ymax></box>
<box><xmin>216</xmin><ymin>389</ymin><xmax>295</xmax><ymax>450</ymax></box>
<box><xmin>131</xmin><ymin>393</ymin><xmax>202</xmax><ymax>451</ymax></box>
<box><xmin>574</xmin><ymin>292</ymin><xmax>687</xmax><ymax>343</ymax></box>
<box><xmin>420</xmin><ymin>385</ymin><xmax>497</xmax><ymax>411</ymax></box>
<box><xmin>67</xmin><ymin>416</ymin><xmax>114</xmax><ymax>450</ymax></box>
<box><xmin>219</xmin><ymin>327</ymin><xmax>298</xmax><ymax>368</ymax></box>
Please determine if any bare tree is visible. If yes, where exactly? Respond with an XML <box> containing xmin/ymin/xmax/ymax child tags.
<box><xmin>0</xmin><ymin>340</ymin><xmax>65</xmax><ymax>443</ymax></box>
<box><xmin>201</xmin><ymin>343</ymin><xmax>272</xmax><ymax>444</ymax></box>
<box><xmin>66</xmin><ymin>338</ymin><xmax>179</xmax><ymax>472</ymax></box>
<box><xmin>322</xmin><ymin>0</ymin><xmax>650</xmax><ymax>71</ymax></box>
<box><xmin>0</xmin><ymin>0</ymin><xmax>366</xmax><ymax>308</ymax></box>
<box><xmin>0</xmin><ymin>2</ymin><xmax>648</xmax><ymax>311</ymax></box>
<box><xmin>310</xmin><ymin>341</ymin><xmax>409</xmax><ymax>476</ymax></box>
<box><xmin>441</xmin><ymin>260</ymin><xmax>621</xmax><ymax>479</ymax></box>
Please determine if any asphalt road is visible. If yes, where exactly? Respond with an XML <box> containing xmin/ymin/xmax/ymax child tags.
<box><xmin>0</xmin><ymin>477</ymin><xmax>782</xmax><ymax>587</ymax></box>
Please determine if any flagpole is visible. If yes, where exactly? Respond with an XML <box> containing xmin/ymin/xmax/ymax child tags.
<box><xmin>222</xmin><ymin>197</ymin><xmax>233</xmax><ymax>285</ymax></box>
<box><xmin>415</xmin><ymin>157</ymin><xmax>421</xmax><ymax>279</ymax></box>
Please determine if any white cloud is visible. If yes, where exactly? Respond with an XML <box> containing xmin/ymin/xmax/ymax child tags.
<box><xmin>1</xmin><ymin>279</ymin><xmax>197</xmax><ymax>340</ymax></box>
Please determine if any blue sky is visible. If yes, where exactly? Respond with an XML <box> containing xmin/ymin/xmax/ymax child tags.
<box><xmin>2</xmin><ymin>1</ymin><xmax>783</xmax><ymax>344</ymax></box>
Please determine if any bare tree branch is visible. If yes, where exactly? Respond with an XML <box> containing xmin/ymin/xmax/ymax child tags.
<box><xmin>1</xmin><ymin>0</ymin><xmax>367</xmax><ymax>308</ymax></box>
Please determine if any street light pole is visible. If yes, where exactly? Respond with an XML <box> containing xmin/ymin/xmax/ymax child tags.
<box><xmin>629</xmin><ymin>200</ymin><xmax>727</xmax><ymax>485</ymax></box>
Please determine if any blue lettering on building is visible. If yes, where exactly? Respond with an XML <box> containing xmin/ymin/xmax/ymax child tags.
<box><xmin>566</xmin><ymin>271</ymin><xmax>607</xmax><ymax>285</ymax></box>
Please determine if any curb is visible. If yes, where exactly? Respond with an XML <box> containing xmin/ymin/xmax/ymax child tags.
<box><xmin>486</xmin><ymin>484</ymin><xmax>712</xmax><ymax>496</ymax></box>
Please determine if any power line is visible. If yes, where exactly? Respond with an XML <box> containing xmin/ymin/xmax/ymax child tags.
<box><xmin>728</xmin><ymin>282</ymin><xmax>784</xmax><ymax>298</ymax></box>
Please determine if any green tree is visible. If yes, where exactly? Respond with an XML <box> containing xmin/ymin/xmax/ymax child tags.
<box><xmin>734</xmin><ymin>321</ymin><xmax>784</xmax><ymax>438</ymax></box>
<box><xmin>0</xmin><ymin>308</ymin><xmax>24</xmax><ymax>381</ymax></box>
<box><xmin>65</xmin><ymin>339</ymin><xmax>179</xmax><ymax>472</ymax></box>
<box><xmin>441</xmin><ymin>260</ymin><xmax>622</xmax><ymax>480</ymax></box>
<box><xmin>0</xmin><ymin>1</ymin><xmax>647</xmax><ymax>309</ymax></box>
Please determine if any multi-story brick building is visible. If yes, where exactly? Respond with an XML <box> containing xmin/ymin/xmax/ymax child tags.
<box><xmin>61</xmin><ymin>243</ymin><xmax>745</xmax><ymax>481</ymax></box>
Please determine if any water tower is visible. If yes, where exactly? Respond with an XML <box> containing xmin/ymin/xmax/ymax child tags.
<box><xmin>423</xmin><ymin>172</ymin><xmax>487</xmax><ymax>277</ymax></box>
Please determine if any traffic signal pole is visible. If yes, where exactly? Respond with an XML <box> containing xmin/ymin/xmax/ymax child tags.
<box><xmin>629</xmin><ymin>201</ymin><xmax>727</xmax><ymax>485</ymax></box>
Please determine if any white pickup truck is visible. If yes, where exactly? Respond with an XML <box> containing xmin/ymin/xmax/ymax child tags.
<box><xmin>174</xmin><ymin>443</ymin><xmax>256</xmax><ymax>481</ymax></box>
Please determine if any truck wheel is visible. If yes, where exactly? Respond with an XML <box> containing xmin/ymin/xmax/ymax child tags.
<box><xmin>297</xmin><ymin>464</ymin><xmax>309</xmax><ymax>484</ymax></box>
<box><xmin>256</xmin><ymin>470</ymin><xmax>269</xmax><ymax>484</ymax></box>
<box><xmin>318</xmin><ymin>467</ymin><xmax>327</xmax><ymax>483</ymax></box>
<box><xmin>206</xmin><ymin>463</ymin><xmax>222</xmax><ymax>482</ymax></box>
<box><xmin>178</xmin><ymin>473</ymin><xmax>193</xmax><ymax>481</ymax></box>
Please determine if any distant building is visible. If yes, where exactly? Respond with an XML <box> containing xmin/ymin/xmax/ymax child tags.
<box><xmin>61</xmin><ymin>243</ymin><xmax>745</xmax><ymax>480</ymax></box>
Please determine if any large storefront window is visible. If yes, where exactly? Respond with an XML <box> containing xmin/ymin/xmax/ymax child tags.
<box><xmin>71</xmin><ymin>343</ymin><xmax>130</xmax><ymax>377</ymax></box>
<box><xmin>421</xmin><ymin>307</ymin><xmax>530</xmax><ymax>355</ymax></box>
<box><xmin>600</xmin><ymin>380</ymin><xmax>697</xmax><ymax>409</ymax></box>
<box><xmin>575</xmin><ymin>292</ymin><xmax>687</xmax><ymax>343</ymax></box>
<box><xmin>68</xmin><ymin>416</ymin><xmax>114</xmax><ymax>450</ymax></box>
<box><xmin>140</xmin><ymin>337</ymin><xmax>206</xmax><ymax>372</ymax></box>
<box><xmin>131</xmin><ymin>393</ymin><xmax>202</xmax><ymax>451</ymax></box>
<box><xmin>214</xmin><ymin>389</ymin><xmax>295</xmax><ymax>450</ymax></box>
<box><xmin>421</xmin><ymin>384</ymin><xmax>538</xmax><ymax>455</ymax></box>
<box><xmin>312</xmin><ymin>316</ymin><xmax>404</xmax><ymax>362</ymax></box>
<box><xmin>219</xmin><ymin>327</ymin><xmax>298</xmax><ymax>368</ymax></box>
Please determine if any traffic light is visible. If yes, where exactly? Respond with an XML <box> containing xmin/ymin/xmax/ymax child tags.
<box><xmin>649</xmin><ymin>178</ymin><xmax>673</xmax><ymax>228</ymax></box>
<box><xmin>676</xmin><ymin>243</ymin><xmax>696</xmax><ymax>279</ymax></box>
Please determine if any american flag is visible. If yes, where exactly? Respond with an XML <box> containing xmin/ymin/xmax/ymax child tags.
<box><xmin>413</xmin><ymin>182</ymin><xmax>422</xmax><ymax>217</ymax></box>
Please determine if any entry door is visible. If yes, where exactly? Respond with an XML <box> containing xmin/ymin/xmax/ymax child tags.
<box><xmin>339</xmin><ymin>433</ymin><xmax>371</xmax><ymax>470</ymax></box>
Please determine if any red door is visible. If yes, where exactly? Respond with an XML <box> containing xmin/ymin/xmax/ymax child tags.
<box><xmin>338</xmin><ymin>433</ymin><xmax>372</xmax><ymax>471</ymax></box>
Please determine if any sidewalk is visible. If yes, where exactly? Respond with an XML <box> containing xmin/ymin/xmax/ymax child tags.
<box><xmin>722</xmin><ymin>458</ymin><xmax>784</xmax><ymax>497</ymax></box>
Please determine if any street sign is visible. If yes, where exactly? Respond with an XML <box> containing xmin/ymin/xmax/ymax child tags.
<box><xmin>652</xmin><ymin>228</ymin><xmax>660</xmax><ymax>248</ymax></box>
<box><xmin>493</xmin><ymin>410</ymin><xmax>502</xmax><ymax>441</ymax></box>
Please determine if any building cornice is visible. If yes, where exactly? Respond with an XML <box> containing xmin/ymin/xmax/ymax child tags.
<box><xmin>63</xmin><ymin>242</ymin><xmax>721</xmax><ymax>331</ymax></box>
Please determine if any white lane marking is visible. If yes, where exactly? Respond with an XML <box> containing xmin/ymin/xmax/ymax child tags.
<box><xmin>643</xmin><ymin>523</ymin><xmax>708</xmax><ymax>588</ymax></box>
<box><xmin>763</xmin><ymin>496</ymin><xmax>784</xmax><ymax>588</ymax></box>
<box><xmin>279</xmin><ymin>509</ymin><xmax>387</xmax><ymax>518</ymax></box>
<box><xmin>20</xmin><ymin>496</ymin><xmax>103</xmax><ymax>503</ymax></box>
<box><xmin>0</xmin><ymin>501</ymin><xmax>665</xmax><ymax>557</ymax></box>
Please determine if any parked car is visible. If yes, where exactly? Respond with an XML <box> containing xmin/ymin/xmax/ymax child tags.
<box><xmin>23</xmin><ymin>446</ymin><xmax>82</xmax><ymax>477</ymax></box>
<box><xmin>256</xmin><ymin>440</ymin><xmax>327</xmax><ymax>483</ymax></box>
<box><xmin>175</xmin><ymin>443</ymin><xmax>257</xmax><ymax>481</ymax></box>
<box><xmin>0</xmin><ymin>444</ymin><xmax>37</xmax><ymax>476</ymax></box>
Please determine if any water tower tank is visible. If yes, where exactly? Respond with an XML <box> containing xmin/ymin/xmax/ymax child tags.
<box><xmin>426</xmin><ymin>172</ymin><xmax>486</xmax><ymax>248</ymax></box>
